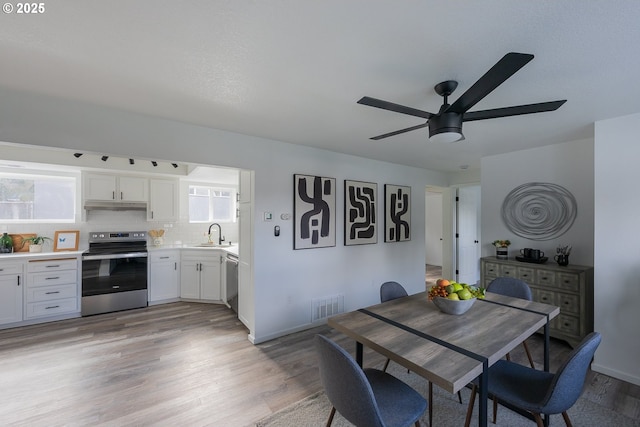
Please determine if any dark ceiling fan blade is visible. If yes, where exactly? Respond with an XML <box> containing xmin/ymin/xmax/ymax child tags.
<box><xmin>462</xmin><ymin>100</ymin><xmax>567</xmax><ymax>122</ymax></box>
<box><xmin>447</xmin><ymin>52</ymin><xmax>534</xmax><ymax>114</ymax></box>
<box><xmin>358</xmin><ymin>96</ymin><xmax>434</xmax><ymax>120</ymax></box>
<box><xmin>369</xmin><ymin>122</ymin><xmax>429</xmax><ymax>140</ymax></box>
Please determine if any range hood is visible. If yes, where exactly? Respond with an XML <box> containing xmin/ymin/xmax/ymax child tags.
<box><xmin>83</xmin><ymin>200</ymin><xmax>148</xmax><ymax>211</ymax></box>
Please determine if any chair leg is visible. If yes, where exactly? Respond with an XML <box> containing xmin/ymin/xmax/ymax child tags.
<box><xmin>326</xmin><ymin>406</ymin><xmax>336</xmax><ymax>427</ymax></box>
<box><xmin>428</xmin><ymin>381</ymin><xmax>433</xmax><ymax>427</ymax></box>
<box><xmin>458</xmin><ymin>390</ymin><xmax>463</xmax><ymax>404</ymax></box>
<box><xmin>533</xmin><ymin>413</ymin><xmax>544</xmax><ymax>427</ymax></box>
<box><xmin>522</xmin><ymin>340</ymin><xmax>536</xmax><ymax>369</ymax></box>
<box><xmin>464</xmin><ymin>385</ymin><xmax>477</xmax><ymax>427</ymax></box>
<box><xmin>493</xmin><ymin>395</ymin><xmax>498</xmax><ymax>423</ymax></box>
<box><xmin>561</xmin><ymin>411</ymin><xmax>573</xmax><ymax>427</ymax></box>
<box><xmin>382</xmin><ymin>358</ymin><xmax>390</xmax><ymax>372</ymax></box>
<box><xmin>505</xmin><ymin>352</ymin><xmax>512</xmax><ymax>361</ymax></box>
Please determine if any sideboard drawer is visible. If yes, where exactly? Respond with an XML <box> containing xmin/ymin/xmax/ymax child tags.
<box><xmin>484</xmin><ymin>262</ymin><xmax>499</xmax><ymax>278</ymax></box>
<box><xmin>536</xmin><ymin>269</ymin><xmax>557</xmax><ymax>287</ymax></box>
<box><xmin>555</xmin><ymin>314</ymin><xmax>580</xmax><ymax>336</ymax></box>
<box><xmin>25</xmin><ymin>298</ymin><xmax>78</xmax><ymax>319</ymax></box>
<box><xmin>499</xmin><ymin>264</ymin><xmax>517</xmax><ymax>277</ymax></box>
<box><xmin>28</xmin><ymin>270</ymin><xmax>77</xmax><ymax>287</ymax></box>
<box><xmin>536</xmin><ymin>289</ymin><xmax>555</xmax><ymax>306</ymax></box>
<box><xmin>517</xmin><ymin>267</ymin><xmax>535</xmax><ymax>283</ymax></box>
<box><xmin>557</xmin><ymin>273</ymin><xmax>580</xmax><ymax>293</ymax></box>
<box><xmin>557</xmin><ymin>292</ymin><xmax>580</xmax><ymax>315</ymax></box>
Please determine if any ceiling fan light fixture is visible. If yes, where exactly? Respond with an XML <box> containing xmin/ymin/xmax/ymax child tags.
<box><xmin>428</xmin><ymin>112</ymin><xmax>463</xmax><ymax>143</ymax></box>
<box><xmin>429</xmin><ymin>130</ymin><xmax>463</xmax><ymax>143</ymax></box>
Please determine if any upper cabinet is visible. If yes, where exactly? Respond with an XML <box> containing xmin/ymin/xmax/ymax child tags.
<box><xmin>148</xmin><ymin>179</ymin><xmax>178</xmax><ymax>221</ymax></box>
<box><xmin>84</xmin><ymin>173</ymin><xmax>148</xmax><ymax>202</ymax></box>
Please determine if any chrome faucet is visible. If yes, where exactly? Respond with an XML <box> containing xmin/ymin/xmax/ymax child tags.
<box><xmin>207</xmin><ymin>223</ymin><xmax>225</xmax><ymax>245</ymax></box>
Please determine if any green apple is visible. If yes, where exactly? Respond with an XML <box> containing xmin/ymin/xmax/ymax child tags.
<box><xmin>452</xmin><ymin>283</ymin><xmax>463</xmax><ymax>292</ymax></box>
<box><xmin>447</xmin><ymin>292</ymin><xmax>460</xmax><ymax>300</ymax></box>
<box><xmin>457</xmin><ymin>289</ymin><xmax>473</xmax><ymax>300</ymax></box>
<box><xmin>445</xmin><ymin>284</ymin><xmax>455</xmax><ymax>294</ymax></box>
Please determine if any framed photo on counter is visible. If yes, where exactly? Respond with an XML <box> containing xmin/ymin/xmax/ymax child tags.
<box><xmin>54</xmin><ymin>230</ymin><xmax>80</xmax><ymax>251</ymax></box>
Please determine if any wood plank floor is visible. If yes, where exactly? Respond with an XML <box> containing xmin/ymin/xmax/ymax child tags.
<box><xmin>0</xmin><ymin>302</ymin><xmax>638</xmax><ymax>426</ymax></box>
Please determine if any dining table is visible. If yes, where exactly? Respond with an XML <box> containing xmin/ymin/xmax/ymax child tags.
<box><xmin>327</xmin><ymin>291</ymin><xmax>560</xmax><ymax>427</ymax></box>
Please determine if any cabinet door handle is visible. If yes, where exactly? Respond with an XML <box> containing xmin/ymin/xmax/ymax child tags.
<box><xmin>46</xmin><ymin>291</ymin><xmax>60</xmax><ymax>295</ymax></box>
<box><xmin>17</xmin><ymin>276</ymin><xmax>20</xmax><ymax>286</ymax></box>
<box><xmin>112</xmin><ymin>191</ymin><xmax>115</xmax><ymax>200</ymax></box>
<box><xmin>45</xmin><ymin>276</ymin><xmax>60</xmax><ymax>280</ymax></box>
<box><xmin>46</xmin><ymin>305</ymin><xmax>60</xmax><ymax>310</ymax></box>
<box><xmin>121</xmin><ymin>191</ymin><xmax>123</xmax><ymax>200</ymax></box>
<box><xmin>160</xmin><ymin>256</ymin><xmax>170</xmax><ymax>259</ymax></box>
<box><xmin>46</xmin><ymin>265</ymin><xmax>60</xmax><ymax>268</ymax></box>
<box><xmin>174</xmin><ymin>262</ymin><xmax>177</xmax><ymax>270</ymax></box>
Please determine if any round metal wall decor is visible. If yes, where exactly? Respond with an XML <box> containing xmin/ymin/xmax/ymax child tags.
<box><xmin>501</xmin><ymin>182</ymin><xmax>577</xmax><ymax>241</ymax></box>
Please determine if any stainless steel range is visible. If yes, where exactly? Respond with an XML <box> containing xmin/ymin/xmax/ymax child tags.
<box><xmin>81</xmin><ymin>231</ymin><xmax>148</xmax><ymax>316</ymax></box>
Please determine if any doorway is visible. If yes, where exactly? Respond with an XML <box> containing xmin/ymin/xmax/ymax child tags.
<box><xmin>425</xmin><ymin>187</ymin><xmax>444</xmax><ymax>286</ymax></box>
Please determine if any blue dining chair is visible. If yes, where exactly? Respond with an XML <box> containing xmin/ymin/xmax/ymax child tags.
<box><xmin>463</xmin><ymin>332</ymin><xmax>602</xmax><ymax>427</ymax></box>
<box><xmin>315</xmin><ymin>334</ymin><xmax>427</xmax><ymax>427</ymax></box>
<box><xmin>487</xmin><ymin>277</ymin><xmax>536</xmax><ymax>368</ymax></box>
<box><xmin>379</xmin><ymin>281</ymin><xmax>462</xmax><ymax>427</ymax></box>
<box><xmin>380</xmin><ymin>281</ymin><xmax>409</xmax><ymax>372</ymax></box>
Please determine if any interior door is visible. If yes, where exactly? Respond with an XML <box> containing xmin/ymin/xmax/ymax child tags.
<box><xmin>456</xmin><ymin>185</ymin><xmax>481</xmax><ymax>285</ymax></box>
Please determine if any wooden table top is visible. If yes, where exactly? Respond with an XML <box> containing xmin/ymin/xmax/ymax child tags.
<box><xmin>328</xmin><ymin>291</ymin><xmax>560</xmax><ymax>394</ymax></box>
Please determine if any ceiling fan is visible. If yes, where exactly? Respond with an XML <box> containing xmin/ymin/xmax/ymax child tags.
<box><xmin>358</xmin><ymin>52</ymin><xmax>566</xmax><ymax>143</ymax></box>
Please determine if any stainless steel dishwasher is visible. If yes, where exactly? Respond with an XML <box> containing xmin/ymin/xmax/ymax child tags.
<box><xmin>225</xmin><ymin>254</ymin><xmax>238</xmax><ymax>313</ymax></box>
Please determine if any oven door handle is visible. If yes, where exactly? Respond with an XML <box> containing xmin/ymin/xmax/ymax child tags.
<box><xmin>82</xmin><ymin>252</ymin><xmax>148</xmax><ymax>261</ymax></box>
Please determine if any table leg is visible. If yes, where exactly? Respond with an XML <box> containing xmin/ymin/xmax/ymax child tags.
<box><xmin>543</xmin><ymin>323</ymin><xmax>550</xmax><ymax>427</ymax></box>
<box><xmin>478</xmin><ymin>366</ymin><xmax>488</xmax><ymax>427</ymax></box>
<box><xmin>356</xmin><ymin>341</ymin><xmax>363</xmax><ymax>367</ymax></box>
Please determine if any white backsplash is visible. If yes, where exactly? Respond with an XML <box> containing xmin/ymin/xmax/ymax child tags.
<box><xmin>3</xmin><ymin>209</ymin><xmax>239</xmax><ymax>251</ymax></box>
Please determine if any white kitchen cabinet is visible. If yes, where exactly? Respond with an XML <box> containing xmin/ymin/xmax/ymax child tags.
<box><xmin>0</xmin><ymin>261</ymin><xmax>24</xmax><ymax>325</ymax></box>
<box><xmin>180</xmin><ymin>250</ymin><xmax>223</xmax><ymax>301</ymax></box>
<box><xmin>25</xmin><ymin>257</ymin><xmax>80</xmax><ymax>319</ymax></box>
<box><xmin>148</xmin><ymin>179</ymin><xmax>178</xmax><ymax>221</ymax></box>
<box><xmin>148</xmin><ymin>250</ymin><xmax>180</xmax><ymax>303</ymax></box>
<box><xmin>84</xmin><ymin>173</ymin><xmax>148</xmax><ymax>202</ymax></box>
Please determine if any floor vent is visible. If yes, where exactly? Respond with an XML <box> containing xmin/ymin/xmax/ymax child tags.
<box><xmin>312</xmin><ymin>294</ymin><xmax>345</xmax><ymax>322</ymax></box>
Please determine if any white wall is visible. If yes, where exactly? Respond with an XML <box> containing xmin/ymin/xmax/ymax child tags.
<box><xmin>0</xmin><ymin>87</ymin><xmax>449</xmax><ymax>343</ymax></box>
<box><xmin>480</xmin><ymin>139</ymin><xmax>594</xmax><ymax>266</ymax></box>
<box><xmin>593</xmin><ymin>113</ymin><xmax>640</xmax><ymax>386</ymax></box>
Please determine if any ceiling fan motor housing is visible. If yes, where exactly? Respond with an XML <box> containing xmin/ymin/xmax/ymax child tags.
<box><xmin>428</xmin><ymin>111</ymin><xmax>463</xmax><ymax>140</ymax></box>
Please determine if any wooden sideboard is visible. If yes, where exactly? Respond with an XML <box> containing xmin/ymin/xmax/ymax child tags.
<box><xmin>480</xmin><ymin>256</ymin><xmax>594</xmax><ymax>348</ymax></box>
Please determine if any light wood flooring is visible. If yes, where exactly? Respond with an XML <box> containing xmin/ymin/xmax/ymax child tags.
<box><xmin>0</xmin><ymin>302</ymin><xmax>638</xmax><ymax>426</ymax></box>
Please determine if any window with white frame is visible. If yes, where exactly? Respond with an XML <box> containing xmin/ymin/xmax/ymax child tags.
<box><xmin>0</xmin><ymin>173</ymin><xmax>76</xmax><ymax>222</ymax></box>
<box><xmin>188</xmin><ymin>185</ymin><xmax>236</xmax><ymax>223</ymax></box>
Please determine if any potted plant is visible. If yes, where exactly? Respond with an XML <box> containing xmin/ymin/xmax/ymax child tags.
<box><xmin>492</xmin><ymin>239</ymin><xmax>511</xmax><ymax>259</ymax></box>
<box><xmin>21</xmin><ymin>235</ymin><xmax>52</xmax><ymax>253</ymax></box>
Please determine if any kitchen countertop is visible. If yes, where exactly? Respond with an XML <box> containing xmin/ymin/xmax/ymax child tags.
<box><xmin>148</xmin><ymin>243</ymin><xmax>239</xmax><ymax>257</ymax></box>
<box><xmin>0</xmin><ymin>250</ymin><xmax>84</xmax><ymax>260</ymax></box>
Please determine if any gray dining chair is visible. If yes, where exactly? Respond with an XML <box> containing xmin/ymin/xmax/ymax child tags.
<box><xmin>315</xmin><ymin>334</ymin><xmax>427</xmax><ymax>427</ymax></box>
<box><xmin>463</xmin><ymin>332</ymin><xmax>601</xmax><ymax>427</ymax></box>
<box><xmin>487</xmin><ymin>277</ymin><xmax>536</xmax><ymax>368</ymax></box>
<box><xmin>379</xmin><ymin>281</ymin><xmax>462</xmax><ymax>427</ymax></box>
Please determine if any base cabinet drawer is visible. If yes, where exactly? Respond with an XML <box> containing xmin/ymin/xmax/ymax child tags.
<box><xmin>25</xmin><ymin>298</ymin><xmax>78</xmax><ymax>319</ymax></box>
<box><xmin>29</xmin><ymin>270</ymin><xmax>77</xmax><ymax>287</ymax></box>
<box><xmin>26</xmin><ymin>283</ymin><xmax>78</xmax><ymax>303</ymax></box>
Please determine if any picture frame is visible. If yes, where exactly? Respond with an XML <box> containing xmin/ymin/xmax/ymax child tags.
<box><xmin>344</xmin><ymin>180</ymin><xmax>377</xmax><ymax>245</ymax></box>
<box><xmin>293</xmin><ymin>174</ymin><xmax>336</xmax><ymax>249</ymax></box>
<box><xmin>384</xmin><ymin>184</ymin><xmax>411</xmax><ymax>242</ymax></box>
<box><xmin>54</xmin><ymin>230</ymin><xmax>80</xmax><ymax>252</ymax></box>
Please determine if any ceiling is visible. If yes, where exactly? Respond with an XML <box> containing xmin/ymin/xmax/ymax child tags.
<box><xmin>1</xmin><ymin>1</ymin><xmax>639</xmax><ymax>172</ymax></box>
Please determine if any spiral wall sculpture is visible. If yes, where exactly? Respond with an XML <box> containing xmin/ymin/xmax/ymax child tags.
<box><xmin>501</xmin><ymin>182</ymin><xmax>577</xmax><ymax>240</ymax></box>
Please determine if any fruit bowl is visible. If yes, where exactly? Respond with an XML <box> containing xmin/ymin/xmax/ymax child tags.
<box><xmin>432</xmin><ymin>296</ymin><xmax>476</xmax><ymax>315</ymax></box>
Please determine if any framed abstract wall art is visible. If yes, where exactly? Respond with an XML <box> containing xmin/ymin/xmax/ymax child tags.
<box><xmin>344</xmin><ymin>180</ymin><xmax>377</xmax><ymax>245</ymax></box>
<box><xmin>384</xmin><ymin>184</ymin><xmax>411</xmax><ymax>242</ymax></box>
<box><xmin>293</xmin><ymin>174</ymin><xmax>336</xmax><ymax>249</ymax></box>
